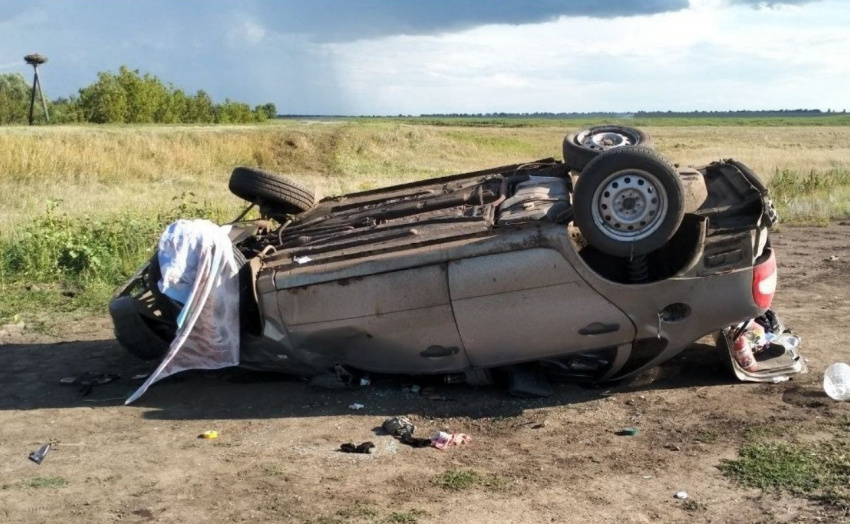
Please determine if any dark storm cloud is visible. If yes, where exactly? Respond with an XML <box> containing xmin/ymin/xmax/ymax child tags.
<box><xmin>250</xmin><ymin>0</ymin><xmax>690</xmax><ymax>41</ymax></box>
<box><xmin>0</xmin><ymin>0</ymin><xmax>690</xmax><ymax>113</ymax></box>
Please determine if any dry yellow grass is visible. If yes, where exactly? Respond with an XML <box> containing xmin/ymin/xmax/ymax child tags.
<box><xmin>1</xmin><ymin>122</ymin><xmax>849</xmax><ymax>231</ymax></box>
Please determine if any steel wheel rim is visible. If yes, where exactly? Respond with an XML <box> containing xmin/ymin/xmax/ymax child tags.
<box><xmin>577</xmin><ymin>129</ymin><xmax>638</xmax><ymax>151</ymax></box>
<box><xmin>590</xmin><ymin>169</ymin><xmax>668</xmax><ymax>242</ymax></box>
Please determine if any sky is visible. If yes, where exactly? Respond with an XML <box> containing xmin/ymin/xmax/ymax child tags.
<box><xmin>0</xmin><ymin>0</ymin><xmax>848</xmax><ymax>115</ymax></box>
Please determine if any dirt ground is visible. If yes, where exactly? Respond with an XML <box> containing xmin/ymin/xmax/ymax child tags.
<box><xmin>1</xmin><ymin>224</ymin><xmax>849</xmax><ymax>524</ymax></box>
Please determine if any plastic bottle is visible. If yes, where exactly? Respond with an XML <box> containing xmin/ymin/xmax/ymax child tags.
<box><xmin>823</xmin><ymin>363</ymin><xmax>850</xmax><ymax>401</ymax></box>
<box><xmin>732</xmin><ymin>333</ymin><xmax>759</xmax><ymax>372</ymax></box>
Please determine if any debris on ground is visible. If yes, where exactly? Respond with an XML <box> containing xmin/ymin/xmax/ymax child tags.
<box><xmin>617</xmin><ymin>427</ymin><xmax>639</xmax><ymax>436</ymax></box>
<box><xmin>349</xmin><ymin>403</ymin><xmax>365</xmax><ymax>410</ymax></box>
<box><xmin>28</xmin><ymin>443</ymin><xmax>51</xmax><ymax>465</ymax></box>
<box><xmin>431</xmin><ymin>431</ymin><xmax>471</xmax><ymax>450</ymax></box>
<box><xmin>359</xmin><ymin>376</ymin><xmax>371</xmax><ymax>387</ymax></box>
<box><xmin>340</xmin><ymin>442</ymin><xmax>375</xmax><ymax>454</ymax></box>
<box><xmin>199</xmin><ymin>431</ymin><xmax>218</xmax><ymax>439</ymax></box>
<box><xmin>823</xmin><ymin>362</ymin><xmax>850</xmax><ymax>401</ymax></box>
<box><xmin>59</xmin><ymin>372</ymin><xmax>120</xmax><ymax>396</ymax></box>
<box><xmin>383</xmin><ymin>417</ymin><xmax>415</xmax><ymax>436</ymax></box>
<box><xmin>675</xmin><ymin>491</ymin><xmax>689</xmax><ymax>500</ymax></box>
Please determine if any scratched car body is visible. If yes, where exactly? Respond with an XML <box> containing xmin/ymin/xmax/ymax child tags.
<box><xmin>110</xmin><ymin>126</ymin><xmax>806</xmax><ymax>388</ymax></box>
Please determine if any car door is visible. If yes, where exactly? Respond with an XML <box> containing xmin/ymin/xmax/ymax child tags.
<box><xmin>448</xmin><ymin>248</ymin><xmax>635</xmax><ymax>367</ymax></box>
<box><xmin>275</xmin><ymin>264</ymin><xmax>470</xmax><ymax>374</ymax></box>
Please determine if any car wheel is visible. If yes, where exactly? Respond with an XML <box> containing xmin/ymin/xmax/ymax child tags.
<box><xmin>573</xmin><ymin>146</ymin><xmax>684</xmax><ymax>258</ymax></box>
<box><xmin>562</xmin><ymin>125</ymin><xmax>653</xmax><ymax>171</ymax></box>
<box><xmin>109</xmin><ymin>294</ymin><xmax>175</xmax><ymax>361</ymax></box>
<box><xmin>229</xmin><ymin>166</ymin><xmax>316</xmax><ymax>216</ymax></box>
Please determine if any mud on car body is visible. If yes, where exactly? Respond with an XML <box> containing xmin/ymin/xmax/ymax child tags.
<box><xmin>110</xmin><ymin>126</ymin><xmax>805</xmax><ymax>390</ymax></box>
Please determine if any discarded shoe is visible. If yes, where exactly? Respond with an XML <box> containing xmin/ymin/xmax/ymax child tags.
<box><xmin>340</xmin><ymin>441</ymin><xmax>375</xmax><ymax>454</ymax></box>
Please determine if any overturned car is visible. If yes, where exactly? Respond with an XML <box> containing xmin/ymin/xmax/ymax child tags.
<box><xmin>110</xmin><ymin>125</ymin><xmax>806</xmax><ymax>394</ymax></box>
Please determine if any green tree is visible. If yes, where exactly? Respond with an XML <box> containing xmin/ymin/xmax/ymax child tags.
<box><xmin>214</xmin><ymin>98</ymin><xmax>252</xmax><ymax>124</ymax></box>
<box><xmin>185</xmin><ymin>90</ymin><xmax>215</xmax><ymax>123</ymax></box>
<box><xmin>0</xmin><ymin>73</ymin><xmax>31</xmax><ymax>124</ymax></box>
<box><xmin>78</xmin><ymin>71</ymin><xmax>129</xmax><ymax>123</ymax></box>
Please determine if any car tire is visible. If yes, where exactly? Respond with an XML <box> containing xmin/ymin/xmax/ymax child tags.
<box><xmin>563</xmin><ymin>125</ymin><xmax>653</xmax><ymax>171</ymax></box>
<box><xmin>573</xmin><ymin>146</ymin><xmax>684</xmax><ymax>258</ymax></box>
<box><xmin>109</xmin><ymin>294</ymin><xmax>174</xmax><ymax>361</ymax></box>
<box><xmin>228</xmin><ymin>166</ymin><xmax>315</xmax><ymax>216</ymax></box>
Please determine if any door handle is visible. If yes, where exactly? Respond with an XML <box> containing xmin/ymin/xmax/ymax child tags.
<box><xmin>420</xmin><ymin>345</ymin><xmax>460</xmax><ymax>358</ymax></box>
<box><xmin>579</xmin><ymin>323</ymin><xmax>620</xmax><ymax>336</ymax></box>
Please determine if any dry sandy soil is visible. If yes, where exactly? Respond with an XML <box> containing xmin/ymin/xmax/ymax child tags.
<box><xmin>1</xmin><ymin>224</ymin><xmax>849</xmax><ymax>524</ymax></box>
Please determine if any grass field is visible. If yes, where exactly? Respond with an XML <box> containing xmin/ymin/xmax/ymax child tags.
<box><xmin>1</xmin><ymin>119</ymin><xmax>849</xmax><ymax>322</ymax></box>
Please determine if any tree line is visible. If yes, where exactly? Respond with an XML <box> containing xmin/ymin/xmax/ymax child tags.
<box><xmin>418</xmin><ymin>109</ymin><xmax>846</xmax><ymax>119</ymax></box>
<box><xmin>0</xmin><ymin>65</ymin><xmax>276</xmax><ymax>125</ymax></box>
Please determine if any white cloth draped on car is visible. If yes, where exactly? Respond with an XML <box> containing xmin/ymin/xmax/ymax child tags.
<box><xmin>126</xmin><ymin>219</ymin><xmax>241</xmax><ymax>404</ymax></box>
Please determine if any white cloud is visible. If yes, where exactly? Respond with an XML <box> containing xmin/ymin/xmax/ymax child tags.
<box><xmin>323</xmin><ymin>0</ymin><xmax>850</xmax><ymax>113</ymax></box>
<box><xmin>227</xmin><ymin>19</ymin><xmax>267</xmax><ymax>48</ymax></box>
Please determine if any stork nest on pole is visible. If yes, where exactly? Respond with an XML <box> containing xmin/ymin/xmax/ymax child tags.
<box><xmin>24</xmin><ymin>53</ymin><xmax>48</xmax><ymax>66</ymax></box>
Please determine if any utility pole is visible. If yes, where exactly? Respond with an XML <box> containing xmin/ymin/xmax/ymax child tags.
<box><xmin>24</xmin><ymin>53</ymin><xmax>49</xmax><ymax>125</ymax></box>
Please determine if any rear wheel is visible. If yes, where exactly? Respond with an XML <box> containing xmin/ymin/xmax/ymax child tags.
<box><xmin>563</xmin><ymin>125</ymin><xmax>653</xmax><ymax>171</ymax></box>
<box><xmin>573</xmin><ymin>146</ymin><xmax>684</xmax><ymax>257</ymax></box>
<box><xmin>229</xmin><ymin>167</ymin><xmax>315</xmax><ymax>216</ymax></box>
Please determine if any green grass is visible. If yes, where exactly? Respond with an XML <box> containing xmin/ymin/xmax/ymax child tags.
<box><xmin>432</xmin><ymin>468</ymin><xmax>505</xmax><ymax>492</ymax></box>
<box><xmin>3</xmin><ymin>476</ymin><xmax>69</xmax><ymax>489</ymax></box>
<box><xmin>432</xmin><ymin>469</ymin><xmax>481</xmax><ymax>491</ymax></box>
<box><xmin>383</xmin><ymin>509</ymin><xmax>427</xmax><ymax>524</ymax></box>
<box><xmin>695</xmin><ymin>430</ymin><xmax>719</xmax><ymax>444</ymax></box>
<box><xmin>720</xmin><ymin>439</ymin><xmax>850</xmax><ymax>508</ymax></box>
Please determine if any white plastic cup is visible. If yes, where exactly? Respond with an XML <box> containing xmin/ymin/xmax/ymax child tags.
<box><xmin>823</xmin><ymin>363</ymin><xmax>850</xmax><ymax>401</ymax></box>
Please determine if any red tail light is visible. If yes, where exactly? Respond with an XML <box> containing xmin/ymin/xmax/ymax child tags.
<box><xmin>752</xmin><ymin>250</ymin><xmax>777</xmax><ymax>309</ymax></box>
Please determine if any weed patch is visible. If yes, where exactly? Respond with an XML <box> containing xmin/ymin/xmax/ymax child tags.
<box><xmin>3</xmin><ymin>476</ymin><xmax>69</xmax><ymax>490</ymax></box>
<box><xmin>432</xmin><ymin>468</ymin><xmax>505</xmax><ymax>492</ymax></box>
<box><xmin>0</xmin><ymin>195</ymin><xmax>229</xmax><ymax>322</ymax></box>
<box><xmin>769</xmin><ymin>168</ymin><xmax>850</xmax><ymax>225</ymax></box>
<box><xmin>720</xmin><ymin>439</ymin><xmax>850</xmax><ymax>508</ymax></box>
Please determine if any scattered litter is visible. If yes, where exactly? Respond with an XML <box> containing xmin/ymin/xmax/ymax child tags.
<box><xmin>383</xmin><ymin>416</ymin><xmax>415</xmax><ymax>436</ymax></box>
<box><xmin>732</xmin><ymin>320</ymin><xmax>766</xmax><ymax>372</ymax></box>
<box><xmin>642</xmin><ymin>475</ymin><xmax>652</xmax><ymax>480</ymax></box>
<box><xmin>340</xmin><ymin>441</ymin><xmax>375</xmax><ymax>454</ymax></box>
<box><xmin>675</xmin><ymin>491</ymin><xmax>689</xmax><ymax>500</ymax></box>
<box><xmin>359</xmin><ymin>377</ymin><xmax>371</xmax><ymax>387</ymax></box>
<box><xmin>826</xmin><ymin>255</ymin><xmax>839</xmax><ymax>262</ymax></box>
<box><xmin>410</xmin><ymin>384</ymin><xmax>421</xmax><ymax>394</ymax></box>
<box><xmin>131</xmin><ymin>373</ymin><xmax>150</xmax><ymax>380</ymax></box>
<box><xmin>349</xmin><ymin>403</ymin><xmax>365</xmax><ymax>410</ymax></box>
<box><xmin>60</xmin><ymin>372</ymin><xmax>120</xmax><ymax>396</ymax></box>
<box><xmin>199</xmin><ymin>430</ymin><xmax>218</xmax><ymax>439</ymax></box>
<box><xmin>382</xmin><ymin>416</ymin><xmax>432</xmax><ymax>448</ymax></box>
<box><xmin>431</xmin><ymin>431</ymin><xmax>471</xmax><ymax>450</ymax></box>
<box><xmin>618</xmin><ymin>427</ymin><xmax>639</xmax><ymax>436</ymax></box>
<box><xmin>824</xmin><ymin>363</ymin><xmax>850</xmax><ymax>401</ymax></box>
<box><xmin>665</xmin><ymin>444</ymin><xmax>682</xmax><ymax>451</ymax></box>
<box><xmin>28</xmin><ymin>443</ymin><xmax>51</xmax><ymax>465</ymax></box>
<box><xmin>293</xmin><ymin>256</ymin><xmax>313</xmax><ymax>264</ymax></box>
